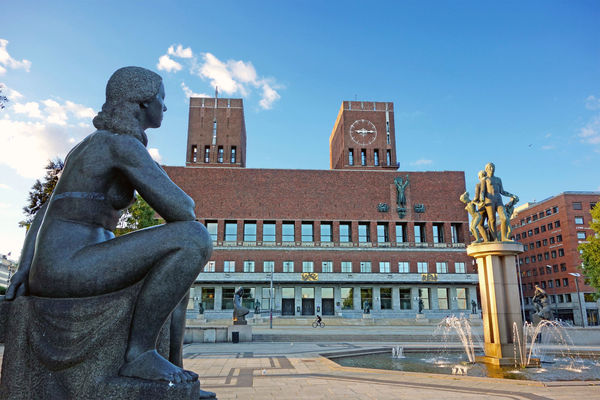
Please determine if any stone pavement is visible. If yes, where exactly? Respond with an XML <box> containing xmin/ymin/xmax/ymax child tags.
<box><xmin>180</xmin><ymin>341</ymin><xmax>600</xmax><ymax>400</ymax></box>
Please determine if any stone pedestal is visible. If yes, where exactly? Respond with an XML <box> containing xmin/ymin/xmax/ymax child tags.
<box><xmin>227</xmin><ymin>325</ymin><xmax>252</xmax><ymax>342</ymax></box>
<box><xmin>467</xmin><ymin>242</ymin><xmax>523</xmax><ymax>366</ymax></box>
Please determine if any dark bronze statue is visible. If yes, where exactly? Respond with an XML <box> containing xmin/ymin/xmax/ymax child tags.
<box><xmin>233</xmin><ymin>287</ymin><xmax>249</xmax><ymax>325</ymax></box>
<box><xmin>3</xmin><ymin>67</ymin><xmax>213</xmax><ymax>397</ymax></box>
<box><xmin>533</xmin><ymin>284</ymin><xmax>553</xmax><ymax>320</ymax></box>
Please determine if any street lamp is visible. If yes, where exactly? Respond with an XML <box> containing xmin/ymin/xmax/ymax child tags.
<box><xmin>569</xmin><ymin>272</ymin><xmax>584</xmax><ymax>327</ymax></box>
<box><xmin>269</xmin><ymin>271</ymin><xmax>274</xmax><ymax>329</ymax></box>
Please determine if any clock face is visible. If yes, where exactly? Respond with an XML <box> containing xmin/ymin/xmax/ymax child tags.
<box><xmin>349</xmin><ymin>119</ymin><xmax>377</xmax><ymax>145</ymax></box>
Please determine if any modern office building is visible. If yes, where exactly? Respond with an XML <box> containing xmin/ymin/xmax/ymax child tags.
<box><xmin>0</xmin><ymin>255</ymin><xmax>16</xmax><ymax>289</ymax></box>
<box><xmin>165</xmin><ymin>98</ymin><xmax>478</xmax><ymax>320</ymax></box>
<box><xmin>512</xmin><ymin>192</ymin><xmax>600</xmax><ymax>326</ymax></box>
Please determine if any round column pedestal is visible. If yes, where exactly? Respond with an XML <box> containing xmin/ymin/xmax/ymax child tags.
<box><xmin>467</xmin><ymin>242</ymin><xmax>524</xmax><ymax>366</ymax></box>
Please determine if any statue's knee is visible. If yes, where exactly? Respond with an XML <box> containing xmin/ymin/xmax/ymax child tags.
<box><xmin>180</xmin><ymin>221</ymin><xmax>212</xmax><ymax>260</ymax></box>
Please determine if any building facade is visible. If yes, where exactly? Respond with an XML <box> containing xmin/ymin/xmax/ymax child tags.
<box><xmin>165</xmin><ymin>99</ymin><xmax>478</xmax><ymax>320</ymax></box>
<box><xmin>512</xmin><ymin>192</ymin><xmax>600</xmax><ymax>326</ymax></box>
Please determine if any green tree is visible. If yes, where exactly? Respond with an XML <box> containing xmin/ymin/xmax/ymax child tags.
<box><xmin>20</xmin><ymin>158</ymin><xmax>64</xmax><ymax>229</ymax></box>
<box><xmin>579</xmin><ymin>201</ymin><xmax>600</xmax><ymax>299</ymax></box>
<box><xmin>114</xmin><ymin>194</ymin><xmax>161</xmax><ymax>236</ymax></box>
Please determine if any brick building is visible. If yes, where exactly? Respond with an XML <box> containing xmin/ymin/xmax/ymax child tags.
<box><xmin>164</xmin><ymin>99</ymin><xmax>477</xmax><ymax>320</ymax></box>
<box><xmin>512</xmin><ymin>192</ymin><xmax>600</xmax><ymax>326</ymax></box>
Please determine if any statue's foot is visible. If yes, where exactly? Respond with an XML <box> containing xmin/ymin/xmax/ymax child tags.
<box><xmin>119</xmin><ymin>350</ymin><xmax>198</xmax><ymax>383</ymax></box>
<box><xmin>199</xmin><ymin>389</ymin><xmax>217</xmax><ymax>399</ymax></box>
<box><xmin>474</xmin><ymin>239</ymin><xmax>483</xmax><ymax>243</ymax></box>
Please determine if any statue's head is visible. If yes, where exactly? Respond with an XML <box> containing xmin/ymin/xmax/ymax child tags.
<box><xmin>478</xmin><ymin>170</ymin><xmax>486</xmax><ymax>180</ymax></box>
<box><xmin>93</xmin><ymin>66</ymin><xmax>164</xmax><ymax>145</ymax></box>
<box><xmin>459</xmin><ymin>191</ymin><xmax>470</xmax><ymax>204</ymax></box>
<box><xmin>485</xmin><ymin>162</ymin><xmax>495</xmax><ymax>176</ymax></box>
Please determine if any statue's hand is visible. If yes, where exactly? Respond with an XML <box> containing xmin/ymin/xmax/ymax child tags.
<box><xmin>4</xmin><ymin>270</ymin><xmax>28</xmax><ymax>300</ymax></box>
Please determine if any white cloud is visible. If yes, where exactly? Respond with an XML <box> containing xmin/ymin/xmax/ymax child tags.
<box><xmin>13</xmin><ymin>101</ymin><xmax>42</xmax><ymax>119</ymax></box>
<box><xmin>148</xmin><ymin>148</ymin><xmax>162</xmax><ymax>163</ymax></box>
<box><xmin>158</xmin><ymin>46</ymin><xmax>282</xmax><ymax>109</ymax></box>
<box><xmin>157</xmin><ymin>54</ymin><xmax>182</xmax><ymax>73</ymax></box>
<box><xmin>0</xmin><ymin>39</ymin><xmax>32</xmax><ymax>75</ymax></box>
<box><xmin>585</xmin><ymin>95</ymin><xmax>600</xmax><ymax>111</ymax></box>
<box><xmin>410</xmin><ymin>159</ymin><xmax>433</xmax><ymax>166</ymax></box>
<box><xmin>180</xmin><ymin>82</ymin><xmax>210</xmax><ymax>99</ymax></box>
<box><xmin>0</xmin><ymin>183</ymin><xmax>10</xmax><ymax>190</ymax></box>
<box><xmin>579</xmin><ymin>115</ymin><xmax>600</xmax><ymax>145</ymax></box>
<box><xmin>167</xmin><ymin>44</ymin><xmax>193</xmax><ymax>59</ymax></box>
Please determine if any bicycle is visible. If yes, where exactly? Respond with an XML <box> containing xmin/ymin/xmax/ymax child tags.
<box><xmin>312</xmin><ymin>319</ymin><xmax>325</xmax><ymax>328</ymax></box>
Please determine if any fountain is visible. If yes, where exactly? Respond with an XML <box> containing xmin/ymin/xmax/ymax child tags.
<box><xmin>513</xmin><ymin>320</ymin><xmax>579</xmax><ymax>368</ymax></box>
<box><xmin>437</xmin><ymin>315</ymin><xmax>478</xmax><ymax>363</ymax></box>
<box><xmin>391</xmin><ymin>346</ymin><xmax>404</xmax><ymax>359</ymax></box>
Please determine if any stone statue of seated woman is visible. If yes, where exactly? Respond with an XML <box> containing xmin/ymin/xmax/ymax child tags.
<box><xmin>1</xmin><ymin>67</ymin><xmax>214</xmax><ymax>399</ymax></box>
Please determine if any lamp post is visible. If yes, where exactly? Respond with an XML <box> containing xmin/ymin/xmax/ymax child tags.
<box><xmin>269</xmin><ymin>271</ymin><xmax>274</xmax><ymax>329</ymax></box>
<box><xmin>569</xmin><ymin>272</ymin><xmax>584</xmax><ymax>327</ymax></box>
<box><xmin>517</xmin><ymin>259</ymin><xmax>526</xmax><ymax>322</ymax></box>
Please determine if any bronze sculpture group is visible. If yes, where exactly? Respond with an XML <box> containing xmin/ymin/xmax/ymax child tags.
<box><xmin>460</xmin><ymin>162</ymin><xmax>519</xmax><ymax>243</ymax></box>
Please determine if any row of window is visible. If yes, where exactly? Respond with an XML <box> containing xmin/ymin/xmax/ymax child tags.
<box><xmin>522</xmin><ymin>235</ymin><xmax>563</xmax><ymax>250</ymax></box>
<box><xmin>519</xmin><ymin>248</ymin><xmax>565</xmax><ymax>265</ymax></box>
<box><xmin>518</xmin><ymin>206</ymin><xmax>559</xmax><ymax>227</ymax></box>
<box><xmin>190</xmin><ymin>145</ymin><xmax>237</xmax><ymax>164</ymax></box>
<box><xmin>515</xmin><ymin>220</ymin><xmax>560</xmax><ymax>240</ymax></box>
<box><xmin>525</xmin><ymin>293</ymin><xmax>572</xmax><ymax>305</ymax></box>
<box><xmin>530</xmin><ymin>278</ymin><xmax>570</xmax><ymax>290</ymax></box>
<box><xmin>522</xmin><ymin>263</ymin><xmax>567</xmax><ymax>278</ymax></box>
<box><xmin>348</xmin><ymin>148</ymin><xmax>392</xmax><ymax>167</ymax></box>
<box><xmin>206</xmin><ymin>221</ymin><xmax>463</xmax><ymax>244</ymax></box>
<box><xmin>204</xmin><ymin>260</ymin><xmax>468</xmax><ymax>274</ymax></box>
<box><xmin>197</xmin><ymin>286</ymin><xmax>472</xmax><ymax>311</ymax></box>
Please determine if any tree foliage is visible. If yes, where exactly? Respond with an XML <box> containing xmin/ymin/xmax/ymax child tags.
<box><xmin>20</xmin><ymin>158</ymin><xmax>64</xmax><ymax>229</ymax></box>
<box><xmin>579</xmin><ymin>201</ymin><xmax>600</xmax><ymax>299</ymax></box>
<box><xmin>114</xmin><ymin>194</ymin><xmax>160</xmax><ymax>236</ymax></box>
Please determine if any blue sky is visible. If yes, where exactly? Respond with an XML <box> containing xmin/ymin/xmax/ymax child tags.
<box><xmin>1</xmin><ymin>1</ymin><xmax>599</xmax><ymax>259</ymax></box>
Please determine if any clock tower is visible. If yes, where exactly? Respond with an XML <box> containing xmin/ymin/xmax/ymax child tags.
<box><xmin>329</xmin><ymin>101</ymin><xmax>398</xmax><ymax>170</ymax></box>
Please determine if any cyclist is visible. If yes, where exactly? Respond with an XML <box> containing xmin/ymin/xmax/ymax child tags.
<box><xmin>316</xmin><ymin>315</ymin><xmax>322</xmax><ymax>325</ymax></box>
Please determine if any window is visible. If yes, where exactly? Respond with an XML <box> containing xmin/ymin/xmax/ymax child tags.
<box><xmin>552</xmin><ymin>206</ymin><xmax>559</xmax><ymax>213</ymax></box>
<box><xmin>302</xmin><ymin>261</ymin><xmax>314</xmax><ymax>272</ymax></box>
<box><xmin>417</xmin><ymin>262</ymin><xmax>428</xmax><ymax>273</ymax></box>
<box><xmin>419</xmin><ymin>288</ymin><xmax>430</xmax><ymax>309</ymax></box>
<box><xmin>206</xmin><ymin>221</ymin><xmax>218</xmax><ymax>241</ymax></box>
<box><xmin>230</xmin><ymin>146</ymin><xmax>236</xmax><ymax>163</ymax></box>
<box><xmin>380</xmin><ymin>288</ymin><xmax>392</xmax><ymax>309</ymax></box>
<box><xmin>557</xmin><ymin>234</ymin><xmax>562</xmax><ymax>242</ymax></box>
<box><xmin>341</xmin><ymin>261</ymin><xmax>352</xmax><ymax>273</ymax></box>
<box><xmin>374</xmin><ymin>149</ymin><xmax>379</xmax><ymax>166</ymax></box>
<box><xmin>539</xmin><ymin>267</ymin><xmax>545</xmax><ymax>275</ymax></box>
<box><xmin>573</xmin><ymin>202</ymin><xmax>582</xmax><ymax>210</ymax></box>
<box><xmin>339</xmin><ymin>222</ymin><xmax>351</xmax><ymax>242</ymax></box>
<box><xmin>379</xmin><ymin>261</ymin><xmax>390</xmax><ymax>273</ymax></box>
<box><xmin>320</xmin><ymin>222</ymin><xmax>332</xmax><ymax>242</ymax></box>
<box><xmin>558</xmin><ymin>249</ymin><xmax>564</xmax><ymax>257</ymax></box>
<box><xmin>437</xmin><ymin>288</ymin><xmax>449</xmax><ymax>310</ymax></box>
<box><xmin>400</xmin><ymin>289</ymin><xmax>411</xmax><ymax>309</ymax></box>
<box><xmin>555</xmin><ymin>220</ymin><xmax>561</xmax><ymax>228</ymax></box>
<box><xmin>398</xmin><ymin>262</ymin><xmax>409</xmax><ymax>273</ymax></box>
<box><xmin>433</xmin><ymin>223</ymin><xmax>444</xmax><ymax>243</ymax></box>
<box><xmin>563</xmin><ymin>278</ymin><xmax>569</xmax><ymax>287</ymax></box>
<box><xmin>528</xmin><ymin>230</ymin><xmax>533</xmax><ymax>237</ymax></box>
<box><xmin>224</xmin><ymin>261</ymin><xmax>235</xmax><ymax>273</ymax></box>
<box><xmin>547</xmin><ymin>280</ymin><xmax>553</xmax><ymax>288</ymax></box>
<box><xmin>321</xmin><ymin>261</ymin><xmax>332</xmax><ymax>273</ymax></box>
<box><xmin>577</xmin><ymin>232</ymin><xmax>587</xmax><ymax>240</ymax></box>
<box><xmin>282</xmin><ymin>287</ymin><xmax>294</xmax><ymax>299</ymax></box>
<box><xmin>377</xmin><ymin>223</ymin><xmax>389</xmax><ymax>243</ymax></box>
<box><xmin>360</xmin><ymin>261</ymin><xmax>372</xmax><ymax>273</ymax></box>
<box><xmin>565</xmin><ymin>293</ymin><xmax>572</xmax><ymax>302</ymax></box>
<box><xmin>534</xmin><ymin>227</ymin><xmax>539</xmax><ymax>235</ymax></box>
<box><xmin>225</xmin><ymin>222</ymin><xmax>237</xmax><ymax>241</ymax></box>
<box><xmin>263</xmin><ymin>261</ymin><xmax>274</xmax><ymax>273</ymax></box>
<box><xmin>516</xmin><ymin>233</ymin><xmax>521</xmax><ymax>241</ymax></box>
<box><xmin>414</xmin><ymin>223</ymin><xmax>426</xmax><ymax>243</ymax></box>
<box><xmin>263</xmin><ymin>222</ymin><xmax>276</xmax><ymax>242</ymax></box>
<box><xmin>222</xmin><ymin>287</ymin><xmax>235</xmax><ymax>309</ymax></box>
<box><xmin>548</xmin><ymin>223</ymin><xmax>553</xmax><ymax>231</ymax></box>
<box><xmin>455</xmin><ymin>262</ymin><xmax>465</xmax><ymax>273</ymax></box>
<box><xmin>201</xmin><ymin>287</ymin><xmax>215</xmax><ymax>310</ymax></box>
<box><xmin>550</xmin><ymin>237</ymin><xmax>555</xmax><ymax>244</ymax></box>
<box><xmin>217</xmin><ymin>146</ymin><xmax>224</xmax><ymax>163</ymax></box>
<box><xmin>524</xmin><ymin>244</ymin><xmax>528</xmax><ymax>251</ymax></box>
<box><xmin>560</xmin><ymin>263</ymin><xmax>567</xmax><ymax>271</ymax></box>
<box><xmin>261</xmin><ymin>287</ymin><xmax>272</xmax><ymax>311</ymax></box>
<box><xmin>301</xmin><ymin>222</ymin><xmax>314</xmax><ymax>242</ymax></box>
<box><xmin>358</xmin><ymin>222</ymin><xmax>370</xmax><ymax>242</ymax></box>
<box><xmin>543</xmin><ymin>239</ymin><xmax>548</xmax><ymax>245</ymax></box>
<box><xmin>348</xmin><ymin>149</ymin><xmax>354</xmax><ymax>165</ymax></box>
<box><xmin>555</xmin><ymin>279</ymin><xmax>560</xmax><ymax>287</ymax></box>
<box><xmin>360</xmin><ymin>149</ymin><xmax>366</xmax><ymax>165</ymax></box>
<box><xmin>341</xmin><ymin>288</ymin><xmax>353</xmax><ymax>309</ymax></box>
<box><xmin>575</xmin><ymin>217</ymin><xmax>584</xmax><ymax>225</ymax></box>
<box><xmin>396</xmin><ymin>223</ymin><xmax>407</xmax><ymax>243</ymax></box>
<box><xmin>451</xmin><ymin>224</ymin><xmax>461</xmax><ymax>243</ymax></box>
<box><xmin>536</xmin><ymin>241</ymin><xmax>541</xmax><ymax>248</ymax></box>
<box><xmin>544</xmin><ymin>252</ymin><xmax>549</xmax><ymax>260</ymax></box>
<box><xmin>243</xmin><ymin>261</ymin><xmax>255</xmax><ymax>272</ymax></box>
<box><xmin>541</xmin><ymin>225</ymin><xmax>546</xmax><ymax>233</ymax></box>
<box><xmin>537</xmin><ymin>254</ymin><xmax>543</xmax><ymax>262</ymax></box>
<box><xmin>553</xmin><ymin>264</ymin><xmax>559</xmax><ymax>272</ymax></box>
<box><xmin>361</xmin><ymin>288</ymin><xmax>372</xmax><ymax>310</ymax></box>
<box><xmin>457</xmin><ymin>288</ymin><xmax>469</xmax><ymax>310</ymax></box>
<box><xmin>283</xmin><ymin>261</ymin><xmax>294</xmax><ymax>273</ymax></box>
<box><xmin>244</xmin><ymin>222</ymin><xmax>257</xmax><ymax>242</ymax></box>
<box><xmin>436</xmin><ymin>262</ymin><xmax>448</xmax><ymax>273</ymax></box>
<box><xmin>282</xmin><ymin>222</ymin><xmax>295</xmax><ymax>242</ymax></box>
<box><xmin>204</xmin><ymin>261</ymin><xmax>215</xmax><ymax>272</ymax></box>
<box><xmin>386</xmin><ymin>150</ymin><xmax>391</xmax><ymax>165</ymax></box>
<box><xmin>204</xmin><ymin>146</ymin><xmax>210</xmax><ymax>163</ymax></box>
<box><xmin>191</xmin><ymin>145</ymin><xmax>197</xmax><ymax>162</ymax></box>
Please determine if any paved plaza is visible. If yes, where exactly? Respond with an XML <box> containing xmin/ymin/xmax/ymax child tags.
<box><xmin>2</xmin><ymin>325</ymin><xmax>599</xmax><ymax>399</ymax></box>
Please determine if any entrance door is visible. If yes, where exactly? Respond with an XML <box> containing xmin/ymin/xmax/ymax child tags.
<box><xmin>302</xmin><ymin>298</ymin><xmax>314</xmax><ymax>315</ymax></box>
<box><xmin>322</xmin><ymin>298</ymin><xmax>334</xmax><ymax>315</ymax></box>
<box><xmin>282</xmin><ymin>299</ymin><xmax>295</xmax><ymax>316</ymax></box>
